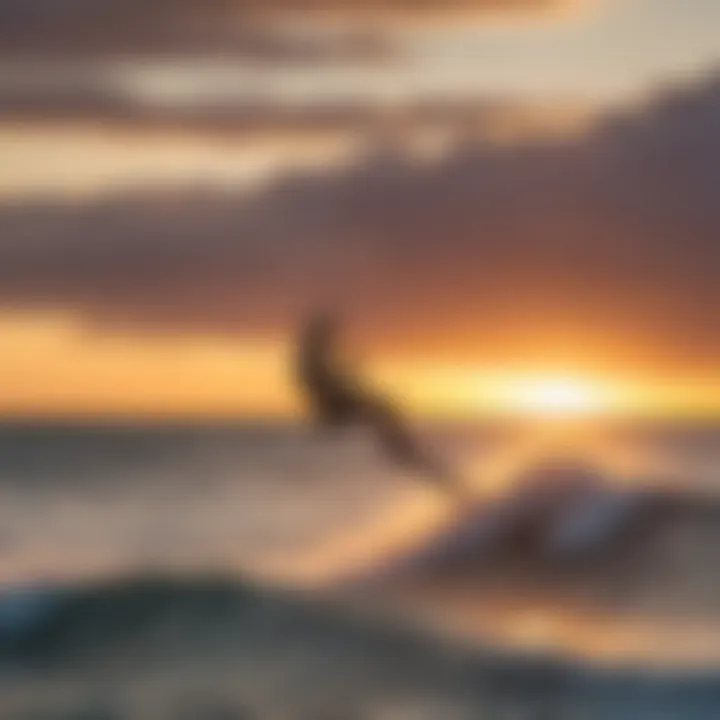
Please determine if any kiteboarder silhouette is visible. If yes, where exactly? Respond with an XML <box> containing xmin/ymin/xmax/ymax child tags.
<box><xmin>296</xmin><ymin>312</ymin><xmax>469</xmax><ymax>498</ymax></box>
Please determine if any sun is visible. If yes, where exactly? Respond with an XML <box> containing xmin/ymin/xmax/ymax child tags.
<box><xmin>503</xmin><ymin>375</ymin><xmax>607</xmax><ymax>416</ymax></box>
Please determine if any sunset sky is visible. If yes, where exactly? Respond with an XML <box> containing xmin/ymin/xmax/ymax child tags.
<box><xmin>0</xmin><ymin>0</ymin><xmax>719</xmax><ymax>417</ymax></box>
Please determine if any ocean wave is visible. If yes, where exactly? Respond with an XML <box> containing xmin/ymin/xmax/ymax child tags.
<box><xmin>348</xmin><ymin>459</ymin><xmax>720</xmax><ymax>618</ymax></box>
<box><xmin>1</xmin><ymin>574</ymin><xmax>720</xmax><ymax>718</ymax></box>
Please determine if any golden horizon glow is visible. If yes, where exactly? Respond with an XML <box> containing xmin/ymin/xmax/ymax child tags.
<box><xmin>0</xmin><ymin>310</ymin><xmax>718</xmax><ymax>419</ymax></box>
<box><xmin>495</xmin><ymin>374</ymin><xmax>611</xmax><ymax>417</ymax></box>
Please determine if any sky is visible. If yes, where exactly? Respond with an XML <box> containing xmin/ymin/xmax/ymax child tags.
<box><xmin>0</xmin><ymin>0</ymin><xmax>719</xmax><ymax>417</ymax></box>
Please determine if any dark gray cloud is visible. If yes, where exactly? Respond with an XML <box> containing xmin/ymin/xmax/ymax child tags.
<box><xmin>0</xmin><ymin>74</ymin><xmax>718</xmax><ymax>371</ymax></box>
<box><xmin>0</xmin><ymin>0</ymin><xmax>392</xmax><ymax>60</ymax></box>
<box><xmin>0</xmin><ymin>0</ymin><xmax>572</xmax><ymax>59</ymax></box>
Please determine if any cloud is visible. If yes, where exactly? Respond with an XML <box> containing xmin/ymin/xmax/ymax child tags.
<box><xmin>0</xmin><ymin>73</ymin><xmax>717</xmax><ymax>372</ymax></box>
<box><xmin>0</xmin><ymin>76</ymin><xmax>593</xmax><ymax>200</ymax></box>
<box><xmin>0</xmin><ymin>84</ymin><xmax>589</xmax><ymax>143</ymax></box>
<box><xmin>0</xmin><ymin>0</ymin><xmax>391</xmax><ymax>60</ymax></box>
<box><xmin>0</xmin><ymin>0</ymin><xmax>581</xmax><ymax>59</ymax></box>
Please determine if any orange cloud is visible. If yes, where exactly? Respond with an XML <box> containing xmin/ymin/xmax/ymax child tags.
<box><xmin>243</xmin><ymin>0</ymin><xmax>584</xmax><ymax>19</ymax></box>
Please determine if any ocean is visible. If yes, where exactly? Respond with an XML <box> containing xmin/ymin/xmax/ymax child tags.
<box><xmin>0</xmin><ymin>420</ymin><xmax>717</xmax><ymax>583</ymax></box>
<box><xmin>0</xmin><ymin>419</ymin><xmax>719</xmax><ymax>718</ymax></box>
